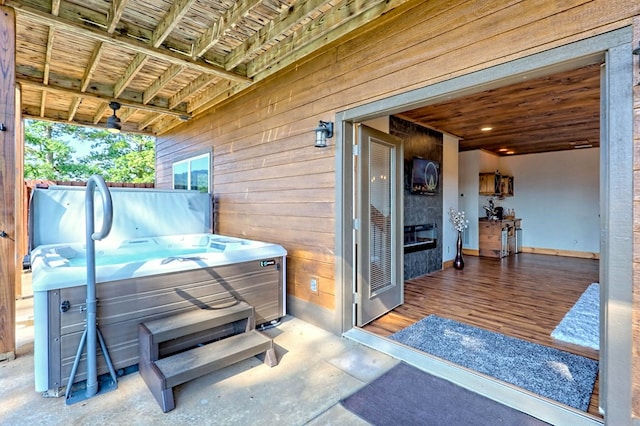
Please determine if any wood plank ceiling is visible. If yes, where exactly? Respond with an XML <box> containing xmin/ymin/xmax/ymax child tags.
<box><xmin>6</xmin><ymin>0</ymin><xmax>600</xmax><ymax>155</ymax></box>
<box><xmin>7</xmin><ymin>0</ymin><xmax>413</xmax><ymax>135</ymax></box>
<box><xmin>397</xmin><ymin>64</ymin><xmax>601</xmax><ymax>156</ymax></box>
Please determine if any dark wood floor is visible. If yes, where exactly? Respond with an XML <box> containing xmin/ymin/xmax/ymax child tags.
<box><xmin>363</xmin><ymin>253</ymin><xmax>601</xmax><ymax>417</ymax></box>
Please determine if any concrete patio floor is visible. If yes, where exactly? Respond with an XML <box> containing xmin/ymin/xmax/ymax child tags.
<box><xmin>2</xmin><ymin>275</ymin><xmax>399</xmax><ymax>425</ymax></box>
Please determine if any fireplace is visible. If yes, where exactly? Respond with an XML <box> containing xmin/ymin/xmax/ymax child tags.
<box><xmin>404</xmin><ymin>223</ymin><xmax>437</xmax><ymax>253</ymax></box>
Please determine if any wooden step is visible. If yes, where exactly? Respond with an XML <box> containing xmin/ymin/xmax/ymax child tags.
<box><xmin>138</xmin><ymin>302</ymin><xmax>278</xmax><ymax>413</ymax></box>
<box><xmin>155</xmin><ymin>330</ymin><xmax>276</xmax><ymax>389</ymax></box>
<box><xmin>143</xmin><ymin>301</ymin><xmax>255</xmax><ymax>345</ymax></box>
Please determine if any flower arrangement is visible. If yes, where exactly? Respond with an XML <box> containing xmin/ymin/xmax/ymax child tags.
<box><xmin>449</xmin><ymin>207</ymin><xmax>469</xmax><ymax>232</ymax></box>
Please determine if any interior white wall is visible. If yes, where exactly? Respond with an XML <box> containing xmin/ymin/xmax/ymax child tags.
<box><xmin>458</xmin><ymin>151</ymin><xmax>480</xmax><ymax>249</ymax></box>
<box><xmin>461</xmin><ymin>148</ymin><xmax>600</xmax><ymax>254</ymax></box>
<box><xmin>500</xmin><ymin>148</ymin><xmax>600</xmax><ymax>253</ymax></box>
<box><xmin>442</xmin><ymin>134</ymin><xmax>459</xmax><ymax>262</ymax></box>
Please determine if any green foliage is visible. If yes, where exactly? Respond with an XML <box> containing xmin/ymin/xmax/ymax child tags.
<box><xmin>24</xmin><ymin>120</ymin><xmax>155</xmax><ymax>183</ymax></box>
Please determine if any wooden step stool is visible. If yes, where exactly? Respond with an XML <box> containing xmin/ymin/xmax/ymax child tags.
<box><xmin>138</xmin><ymin>301</ymin><xmax>277</xmax><ymax>412</ymax></box>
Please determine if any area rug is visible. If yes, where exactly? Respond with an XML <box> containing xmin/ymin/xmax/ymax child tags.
<box><xmin>551</xmin><ymin>283</ymin><xmax>600</xmax><ymax>350</ymax></box>
<box><xmin>341</xmin><ymin>362</ymin><xmax>550</xmax><ymax>426</ymax></box>
<box><xmin>389</xmin><ymin>315</ymin><xmax>598</xmax><ymax>411</ymax></box>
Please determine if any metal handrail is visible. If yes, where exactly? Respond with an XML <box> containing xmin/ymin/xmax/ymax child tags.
<box><xmin>65</xmin><ymin>175</ymin><xmax>118</xmax><ymax>402</ymax></box>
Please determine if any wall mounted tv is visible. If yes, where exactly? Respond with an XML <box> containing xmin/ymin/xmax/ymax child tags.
<box><xmin>410</xmin><ymin>157</ymin><xmax>440</xmax><ymax>195</ymax></box>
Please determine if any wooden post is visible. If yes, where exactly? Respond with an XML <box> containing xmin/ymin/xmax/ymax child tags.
<box><xmin>0</xmin><ymin>5</ymin><xmax>16</xmax><ymax>361</ymax></box>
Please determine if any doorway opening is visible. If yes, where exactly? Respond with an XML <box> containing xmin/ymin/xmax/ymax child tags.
<box><xmin>337</xmin><ymin>28</ymin><xmax>633</xmax><ymax>425</ymax></box>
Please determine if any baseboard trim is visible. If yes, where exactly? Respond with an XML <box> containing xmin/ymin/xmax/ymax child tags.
<box><xmin>521</xmin><ymin>247</ymin><xmax>600</xmax><ymax>260</ymax></box>
<box><xmin>457</xmin><ymin>247</ymin><xmax>599</xmax><ymax>260</ymax></box>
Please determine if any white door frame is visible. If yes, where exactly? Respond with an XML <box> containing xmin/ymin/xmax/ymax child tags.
<box><xmin>335</xmin><ymin>27</ymin><xmax>633</xmax><ymax>425</ymax></box>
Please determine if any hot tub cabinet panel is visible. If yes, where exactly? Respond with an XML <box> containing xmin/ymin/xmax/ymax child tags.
<box><xmin>32</xmin><ymin>234</ymin><xmax>286</xmax><ymax>394</ymax></box>
<box><xmin>42</xmin><ymin>258</ymin><xmax>284</xmax><ymax>392</ymax></box>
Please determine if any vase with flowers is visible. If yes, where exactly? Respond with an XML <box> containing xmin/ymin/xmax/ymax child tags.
<box><xmin>449</xmin><ymin>207</ymin><xmax>469</xmax><ymax>270</ymax></box>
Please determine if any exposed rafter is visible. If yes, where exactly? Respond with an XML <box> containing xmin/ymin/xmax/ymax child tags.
<box><xmin>51</xmin><ymin>0</ymin><xmax>60</xmax><ymax>15</ymax></box>
<box><xmin>92</xmin><ymin>103</ymin><xmax>109</xmax><ymax>124</ymax></box>
<box><xmin>81</xmin><ymin>42</ymin><xmax>105</xmax><ymax>93</ymax></box>
<box><xmin>193</xmin><ymin>0</ymin><xmax>263</xmax><ymax>58</ymax></box>
<box><xmin>249</xmin><ymin>0</ymin><xmax>413</xmax><ymax>78</ymax></box>
<box><xmin>152</xmin><ymin>0</ymin><xmax>196</xmax><ymax>48</ymax></box>
<box><xmin>169</xmin><ymin>74</ymin><xmax>216</xmax><ymax>109</ymax></box>
<box><xmin>138</xmin><ymin>112</ymin><xmax>163</xmax><ymax>131</ymax></box>
<box><xmin>8</xmin><ymin>2</ymin><xmax>251</xmax><ymax>83</ymax></box>
<box><xmin>107</xmin><ymin>0</ymin><xmax>128</xmax><ymax>34</ymax></box>
<box><xmin>113</xmin><ymin>53</ymin><xmax>149</xmax><ymax>98</ymax></box>
<box><xmin>67</xmin><ymin>97</ymin><xmax>81</xmax><ymax>122</ymax></box>
<box><xmin>19</xmin><ymin>79</ymin><xmax>191</xmax><ymax>118</ymax></box>
<box><xmin>225</xmin><ymin>0</ymin><xmax>333</xmax><ymax>70</ymax></box>
<box><xmin>9</xmin><ymin>0</ymin><xmax>413</xmax><ymax>135</ymax></box>
<box><xmin>144</xmin><ymin>64</ymin><xmax>183</xmax><ymax>104</ymax></box>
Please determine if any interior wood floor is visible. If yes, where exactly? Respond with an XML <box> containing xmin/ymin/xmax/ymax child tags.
<box><xmin>363</xmin><ymin>253</ymin><xmax>601</xmax><ymax>418</ymax></box>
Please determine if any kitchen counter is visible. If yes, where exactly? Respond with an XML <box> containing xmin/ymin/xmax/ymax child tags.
<box><xmin>478</xmin><ymin>218</ymin><xmax>522</xmax><ymax>258</ymax></box>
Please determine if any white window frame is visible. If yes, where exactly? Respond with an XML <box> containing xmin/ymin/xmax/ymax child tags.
<box><xmin>172</xmin><ymin>152</ymin><xmax>211</xmax><ymax>192</ymax></box>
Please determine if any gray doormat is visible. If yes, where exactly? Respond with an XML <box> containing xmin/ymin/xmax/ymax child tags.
<box><xmin>341</xmin><ymin>362</ymin><xmax>549</xmax><ymax>426</ymax></box>
<box><xmin>390</xmin><ymin>315</ymin><xmax>598</xmax><ymax>411</ymax></box>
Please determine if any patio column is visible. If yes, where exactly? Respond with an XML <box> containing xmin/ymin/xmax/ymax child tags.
<box><xmin>0</xmin><ymin>5</ymin><xmax>16</xmax><ymax>360</ymax></box>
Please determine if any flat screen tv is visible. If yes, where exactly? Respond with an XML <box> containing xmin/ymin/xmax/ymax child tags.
<box><xmin>410</xmin><ymin>157</ymin><xmax>439</xmax><ymax>195</ymax></box>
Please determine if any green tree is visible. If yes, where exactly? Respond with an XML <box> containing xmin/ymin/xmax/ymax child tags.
<box><xmin>24</xmin><ymin>119</ymin><xmax>155</xmax><ymax>183</ymax></box>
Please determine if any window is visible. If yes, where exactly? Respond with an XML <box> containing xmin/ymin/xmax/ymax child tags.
<box><xmin>172</xmin><ymin>153</ymin><xmax>210</xmax><ymax>192</ymax></box>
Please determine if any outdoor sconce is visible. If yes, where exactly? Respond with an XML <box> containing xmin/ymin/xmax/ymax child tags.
<box><xmin>106</xmin><ymin>101</ymin><xmax>122</xmax><ymax>133</ymax></box>
<box><xmin>0</xmin><ymin>123</ymin><xmax>6</xmax><ymax>131</ymax></box>
<box><xmin>314</xmin><ymin>120</ymin><xmax>334</xmax><ymax>148</ymax></box>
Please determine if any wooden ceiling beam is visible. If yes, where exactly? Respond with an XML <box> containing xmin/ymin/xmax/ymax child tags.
<box><xmin>80</xmin><ymin>42</ymin><xmax>105</xmax><ymax>93</ymax></box>
<box><xmin>92</xmin><ymin>103</ymin><xmax>108</xmax><ymax>124</ymax></box>
<box><xmin>22</xmin><ymin>112</ymin><xmax>149</xmax><ymax>135</ymax></box>
<box><xmin>138</xmin><ymin>112</ymin><xmax>163</xmax><ymax>131</ymax></box>
<box><xmin>169</xmin><ymin>74</ymin><xmax>216</xmax><ymax>109</ymax></box>
<box><xmin>67</xmin><ymin>97</ymin><xmax>82</xmax><ymax>122</ymax></box>
<box><xmin>19</xmin><ymin>79</ymin><xmax>190</xmax><ymax>118</ymax></box>
<box><xmin>118</xmin><ymin>107</ymin><xmax>137</xmax><ymax>123</ymax></box>
<box><xmin>39</xmin><ymin>92</ymin><xmax>46</xmax><ymax>117</ymax></box>
<box><xmin>144</xmin><ymin>64</ymin><xmax>183</xmax><ymax>104</ymax></box>
<box><xmin>152</xmin><ymin>115</ymin><xmax>182</xmax><ymax>136</ymax></box>
<box><xmin>42</xmin><ymin>26</ymin><xmax>55</xmax><ymax>85</ymax></box>
<box><xmin>249</xmin><ymin>0</ymin><xmax>413</xmax><ymax>78</ymax></box>
<box><xmin>225</xmin><ymin>0</ymin><xmax>333</xmax><ymax>70</ymax></box>
<box><xmin>40</xmin><ymin>0</ymin><xmax>59</xmax><ymax>120</ymax></box>
<box><xmin>107</xmin><ymin>0</ymin><xmax>128</xmax><ymax>34</ymax></box>
<box><xmin>8</xmin><ymin>2</ymin><xmax>251</xmax><ymax>83</ymax></box>
<box><xmin>193</xmin><ymin>0</ymin><xmax>263</xmax><ymax>58</ymax></box>
<box><xmin>152</xmin><ymin>0</ymin><xmax>196</xmax><ymax>48</ymax></box>
<box><xmin>113</xmin><ymin>52</ymin><xmax>149</xmax><ymax>98</ymax></box>
<box><xmin>51</xmin><ymin>0</ymin><xmax>60</xmax><ymax>15</ymax></box>
<box><xmin>188</xmin><ymin>80</ymin><xmax>249</xmax><ymax>115</ymax></box>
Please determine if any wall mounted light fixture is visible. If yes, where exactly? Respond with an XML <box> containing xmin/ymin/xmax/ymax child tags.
<box><xmin>314</xmin><ymin>120</ymin><xmax>334</xmax><ymax>148</ymax></box>
<box><xmin>106</xmin><ymin>101</ymin><xmax>122</xmax><ymax>133</ymax></box>
<box><xmin>0</xmin><ymin>123</ymin><xmax>6</xmax><ymax>131</ymax></box>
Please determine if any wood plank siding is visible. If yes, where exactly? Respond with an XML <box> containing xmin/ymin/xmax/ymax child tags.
<box><xmin>156</xmin><ymin>0</ymin><xmax>640</xmax><ymax>308</ymax></box>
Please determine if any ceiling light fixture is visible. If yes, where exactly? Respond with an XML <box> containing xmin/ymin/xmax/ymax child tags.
<box><xmin>106</xmin><ymin>101</ymin><xmax>121</xmax><ymax>133</ymax></box>
<box><xmin>481</xmin><ymin>126</ymin><xmax>493</xmax><ymax>131</ymax></box>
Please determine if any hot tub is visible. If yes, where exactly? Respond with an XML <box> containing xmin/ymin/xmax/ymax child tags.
<box><xmin>32</xmin><ymin>233</ymin><xmax>287</xmax><ymax>394</ymax></box>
